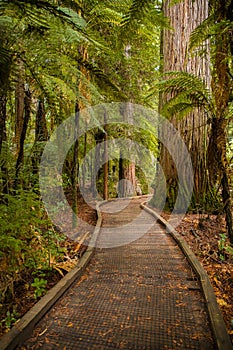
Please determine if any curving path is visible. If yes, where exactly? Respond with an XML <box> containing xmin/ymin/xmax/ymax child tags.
<box><xmin>16</xmin><ymin>197</ymin><xmax>228</xmax><ymax>349</ymax></box>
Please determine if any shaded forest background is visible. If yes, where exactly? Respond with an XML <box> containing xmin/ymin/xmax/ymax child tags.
<box><xmin>0</xmin><ymin>0</ymin><xmax>232</xmax><ymax>339</ymax></box>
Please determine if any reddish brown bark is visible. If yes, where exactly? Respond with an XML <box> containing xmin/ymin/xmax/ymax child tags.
<box><xmin>153</xmin><ymin>0</ymin><xmax>210</xmax><ymax>210</ymax></box>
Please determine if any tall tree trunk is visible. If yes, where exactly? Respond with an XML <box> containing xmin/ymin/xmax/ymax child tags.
<box><xmin>32</xmin><ymin>99</ymin><xmax>48</xmax><ymax>177</ymax></box>
<box><xmin>71</xmin><ymin>104</ymin><xmax>80</xmax><ymax>228</ymax></box>
<box><xmin>103</xmin><ymin>110</ymin><xmax>108</xmax><ymax>200</ymax></box>
<box><xmin>94</xmin><ymin>129</ymin><xmax>105</xmax><ymax>198</ymax></box>
<box><xmin>0</xmin><ymin>93</ymin><xmax>7</xmax><ymax>156</ymax></box>
<box><xmin>81</xmin><ymin>128</ymin><xmax>87</xmax><ymax>189</ymax></box>
<box><xmin>15</xmin><ymin>89</ymin><xmax>31</xmax><ymax>186</ymax></box>
<box><xmin>118</xmin><ymin>103</ymin><xmax>136</xmax><ymax>198</ymax></box>
<box><xmin>208</xmin><ymin>0</ymin><xmax>233</xmax><ymax>242</ymax></box>
<box><xmin>35</xmin><ymin>99</ymin><xmax>48</xmax><ymax>142</ymax></box>
<box><xmin>0</xmin><ymin>91</ymin><xmax>8</xmax><ymax>197</ymax></box>
<box><xmin>152</xmin><ymin>0</ymin><xmax>210</xmax><ymax>211</ymax></box>
<box><xmin>15</xmin><ymin>60</ymin><xmax>25</xmax><ymax>154</ymax></box>
<box><xmin>0</xmin><ymin>49</ymin><xmax>11</xmax><ymax>198</ymax></box>
<box><xmin>118</xmin><ymin>157</ymin><xmax>136</xmax><ymax>198</ymax></box>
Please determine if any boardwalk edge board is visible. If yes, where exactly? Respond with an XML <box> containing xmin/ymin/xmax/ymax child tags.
<box><xmin>0</xmin><ymin>202</ymin><xmax>103</xmax><ymax>350</ymax></box>
<box><xmin>141</xmin><ymin>202</ymin><xmax>233</xmax><ymax>350</ymax></box>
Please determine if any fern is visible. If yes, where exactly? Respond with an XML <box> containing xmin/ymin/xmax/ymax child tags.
<box><xmin>160</xmin><ymin>71</ymin><xmax>210</xmax><ymax>95</ymax></box>
<box><xmin>189</xmin><ymin>4</ymin><xmax>233</xmax><ymax>53</ymax></box>
<box><xmin>0</xmin><ymin>46</ymin><xmax>12</xmax><ymax>65</ymax></box>
<box><xmin>121</xmin><ymin>0</ymin><xmax>168</xmax><ymax>29</ymax></box>
<box><xmin>0</xmin><ymin>0</ymin><xmax>86</xmax><ymax>31</ymax></box>
<box><xmin>156</xmin><ymin>71</ymin><xmax>215</xmax><ymax>118</ymax></box>
<box><xmin>57</xmin><ymin>7</ymin><xmax>86</xmax><ymax>30</ymax></box>
<box><xmin>122</xmin><ymin>0</ymin><xmax>155</xmax><ymax>21</ymax></box>
<box><xmin>189</xmin><ymin>15</ymin><xmax>215</xmax><ymax>52</ymax></box>
<box><xmin>89</xmin><ymin>6</ymin><xmax>123</xmax><ymax>26</ymax></box>
<box><xmin>78</xmin><ymin>58</ymin><xmax>126</xmax><ymax>99</ymax></box>
<box><xmin>161</xmin><ymin>94</ymin><xmax>199</xmax><ymax>119</ymax></box>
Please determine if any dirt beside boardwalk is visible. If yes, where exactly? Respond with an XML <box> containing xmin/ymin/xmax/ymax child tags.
<box><xmin>161</xmin><ymin>211</ymin><xmax>233</xmax><ymax>343</ymax></box>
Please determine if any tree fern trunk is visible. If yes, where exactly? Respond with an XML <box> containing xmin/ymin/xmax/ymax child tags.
<box><xmin>209</xmin><ymin>0</ymin><xmax>233</xmax><ymax>242</ymax></box>
<box><xmin>0</xmin><ymin>92</ymin><xmax>8</xmax><ymax>198</ymax></box>
<box><xmin>15</xmin><ymin>90</ymin><xmax>32</xmax><ymax>179</ymax></box>
<box><xmin>103</xmin><ymin>110</ymin><xmax>108</xmax><ymax>200</ymax></box>
<box><xmin>153</xmin><ymin>0</ymin><xmax>211</xmax><ymax>211</ymax></box>
<box><xmin>15</xmin><ymin>60</ymin><xmax>25</xmax><ymax>155</ymax></box>
<box><xmin>71</xmin><ymin>104</ymin><xmax>80</xmax><ymax>228</ymax></box>
<box><xmin>15</xmin><ymin>89</ymin><xmax>31</xmax><ymax>186</ymax></box>
<box><xmin>35</xmin><ymin>99</ymin><xmax>48</xmax><ymax>143</ymax></box>
<box><xmin>0</xmin><ymin>93</ymin><xmax>7</xmax><ymax>156</ymax></box>
<box><xmin>31</xmin><ymin>99</ymin><xmax>48</xmax><ymax>177</ymax></box>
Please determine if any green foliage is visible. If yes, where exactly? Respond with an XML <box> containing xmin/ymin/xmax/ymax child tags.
<box><xmin>189</xmin><ymin>14</ymin><xmax>215</xmax><ymax>53</ymax></box>
<box><xmin>89</xmin><ymin>4</ymin><xmax>123</xmax><ymax>26</ymax></box>
<box><xmin>122</xmin><ymin>0</ymin><xmax>167</xmax><ymax>29</ymax></box>
<box><xmin>155</xmin><ymin>71</ymin><xmax>214</xmax><ymax>118</ymax></box>
<box><xmin>218</xmin><ymin>233</ymin><xmax>233</xmax><ymax>261</ymax></box>
<box><xmin>0</xmin><ymin>0</ymin><xmax>81</xmax><ymax>29</ymax></box>
<box><xmin>31</xmin><ymin>278</ymin><xmax>47</xmax><ymax>299</ymax></box>
<box><xmin>0</xmin><ymin>190</ymin><xmax>66</xmax><ymax>303</ymax></box>
<box><xmin>0</xmin><ymin>0</ymin><xmax>162</xmax><ymax>325</ymax></box>
<box><xmin>0</xmin><ymin>309</ymin><xmax>18</xmax><ymax>329</ymax></box>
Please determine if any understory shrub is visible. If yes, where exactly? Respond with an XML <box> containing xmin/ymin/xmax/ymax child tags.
<box><xmin>0</xmin><ymin>190</ymin><xmax>65</xmax><ymax>305</ymax></box>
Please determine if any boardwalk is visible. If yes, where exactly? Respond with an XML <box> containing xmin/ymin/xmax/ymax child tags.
<box><xmin>19</xmin><ymin>197</ymin><xmax>217</xmax><ymax>349</ymax></box>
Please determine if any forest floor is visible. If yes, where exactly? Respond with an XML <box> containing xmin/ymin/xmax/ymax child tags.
<box><xmin>1</xmin><ymin>197</ymin><xmax>232</xmax><ymax>343</ymax></box>
<box><xmin>165</xmin><ymin>211</ymin><xmax>233</xmax><ymax>343</ymax></box>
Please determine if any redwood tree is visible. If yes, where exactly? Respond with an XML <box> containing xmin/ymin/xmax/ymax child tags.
<box><xmin>152</xmin><ymin>0</ymin><xmax>211</xmax><ymax>211</ymax></box>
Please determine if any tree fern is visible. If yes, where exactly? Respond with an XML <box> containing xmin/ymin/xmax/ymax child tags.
<box><xmin>157</xmin><ymin>71</ymin><xmax>214</xmax><ymax>115</ymax></box>
<box><xmin>89</xmin><ymin>6</ymin><xmax>123</xmax><ymax>26</ymax></box>
<box><xmin>189</xmin><ymin>14</ymin><xmax>214</xmax><ymax>52</ymax></box>
<box><xmin>189</xmin><ymin>16</ymin><xmax>233</xmax><ymax>54</ymax></box>
<box><xmin>122</xmin><ymin>0</ymin><xmax>157</xmax><ymax>22</ymax></box>
<box><xmin>78</xmin><ymin>58</ymin><xmax>126</xmax><ymax>99</ymax></box>
<box><xmin>121</xmin><ymin>0</ymin><xmax>168</xmax><ymax>29</ymax></box>
<box><xmin>0</xmin><ymin>0</ymin><xmax>87</xmax><ymax>32</ymax></box>
<box><xmin>189</xmin><ymin>0</ymin><xmax>233</xmax><ymax>56</ymax></box>
<box><xmin>160</xmin><ymin>92</ymin><xmax>201</xmax><ymax>119</ymax></box>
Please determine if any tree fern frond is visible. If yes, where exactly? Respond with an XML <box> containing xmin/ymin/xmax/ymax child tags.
<box><xmin>226</xmin><ymin>101</ymin><xmax>233</xmax><ymax>121</ymax></box>
<box><xmin>158</xmin><ymin>71</ymin><xmax>215</xmax><ymax>118</ymax></box>
<box><xmin>159</xmin><ymin>71</ymin><xmax>211</xmax><ymax>101</ymax></box>
<box><xmin>77</xmin><ymin>58</ymin><xmax>126</xmax><ymax>99</ymax></box>
<box><xmin>100</xmin><ymin>0</ymin><xmax>131</xmax><ymax>13</ymax></box>
<box><xmin>161</xmin><ymin>101</ymin><xmax>195</xmax><ymax>119</ymax></box>
<box><xmin>189</xmin><ymin>15</ymin><xmax>214</xmax><ymax>51</ymax></box>
<box><xmin>145</xmin><ymin>85</ymin><xmax>159</xmax><ymax>100</ymax></box>
<box><xmin>0</xmin><ymin>1</ymin><xmax>86</xmax><ymax>31</ymax></box>
<box><xmin>57</xmin><ymin>7</ymin><xmax>86</xmax><ymax>29</ymax></box>
<box><xmin>122</xmin><ymin>0</ymin><xmax>157</xmax><ymax>25</ymax></box>
<box><xmin>57</xmin><ymin>0</ymin><xmax>82</xmax><ymax>14</ymax></box>
<box><xmin>190</xmin><ymin>15</ymin><xmax>233</xmax><ymax>54</ymax></box>
<box><xmin>0</xmin><ymin>15</ymin><xmax>13</xmax><ymax>65</ymax></box>
<box><xmin>0</xmin><ymin>46</ymin><xmax>11</xmax><ymax>64</ymax></box>
<box><xmin>0</xmin><ymin>14</ymin><xmax>13</xmax><ymax>26</ymax></box>
<box><xmin>89</xmin><ymin>6</ymin><xmax>123</xmax><ymax>26</ymax></box>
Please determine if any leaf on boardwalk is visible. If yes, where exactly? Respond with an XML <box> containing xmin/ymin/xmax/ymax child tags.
<box><xmin>217</xmin><ymin>298</ymin><xmax>229</xmax><ymax>307</ymax></box>
<box><xmin>54</xmin><ymin>260</ymin><xmax>77</xmax><ymax>274</ymax></box>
